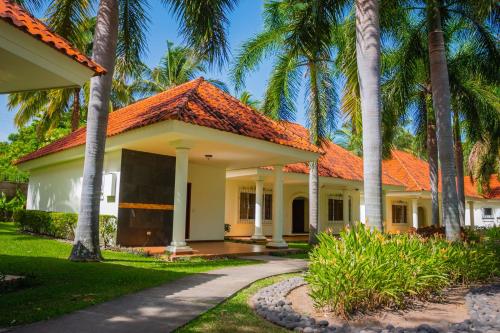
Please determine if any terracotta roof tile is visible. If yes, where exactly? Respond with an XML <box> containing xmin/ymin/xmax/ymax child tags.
<box><xmin>16</xmin><ymin>78</ymin><xmax>320</xmax><ymax>164</ymax></box>
<box><xmin>275</xmin><ymin>122</ymin><xmax>402</xmax><ymax>186</ymax></box>
<box><xmin>383</xmin><ymin>150</ymin><xmax>500</xmax><ymax>199</ymax></box>
<box><xmin>0</xmin><ymin>0</ymin><xmax>105</xmax><ymax>75</ymax></box>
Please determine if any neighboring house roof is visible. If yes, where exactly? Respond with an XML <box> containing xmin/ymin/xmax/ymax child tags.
<box><xmin>0</xmin><ymin>0</ymin><xmax>105</xmax><ymax>75</ymax></box>
<box><xmin>275</xmin><ymin>122</ymin><xmax>402</xmax><ymax>186</ymax></box>
<box><xmin>16</xmin><ymin>78</ymin><xmax>321</xmax><ymax>164</ymax></box>
<box><xmin>383</xmin><ymin>150</ymin><xmax>500</xmax><ymax>199</ymax></box>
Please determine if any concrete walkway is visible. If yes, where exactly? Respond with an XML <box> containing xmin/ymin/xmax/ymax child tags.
<box><xmin>9</xmin><ymin>256</ymin><xmax>307</xmax><ymax>333</ymax></box>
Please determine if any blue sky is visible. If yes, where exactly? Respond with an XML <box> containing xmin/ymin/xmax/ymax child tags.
<box><xmin>0</xmin><ymin>0</ymin><xmax>309</xmax><ymax>142</ymax></box>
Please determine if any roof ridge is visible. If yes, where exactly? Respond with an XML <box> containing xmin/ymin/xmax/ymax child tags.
<box><xmin>173</xmin><ymin>77</ymin><xmax>204</xmax><ymax>119</ymax></box>
<box><xmin>392</xmin><ymin>150</ymin><xmax>424</xmax><ymax>190</ymax></box>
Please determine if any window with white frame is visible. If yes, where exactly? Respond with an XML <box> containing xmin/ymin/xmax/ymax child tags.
<box><xmin>392</xmin><ymin>203</ymin><xmax>408</xmax><ymax>224</ymax></box>
<box><xmin>328</xmin><ymin>195</ymin><xmax>343</xmax><ymax>222</ymax></box>
<box><xmin>482</xmin><ymin>207</ymin><xmax>493</xmax><ymax>219</ymax></box>
<box><xmin>239</xmin><ymin>187</ymin><xmax>272</xmax><ymax>223</ymax></box>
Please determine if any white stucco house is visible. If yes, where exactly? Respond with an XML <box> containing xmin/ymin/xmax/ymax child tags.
<box><xmin>15</xmin><ymin>78</ymin><xmax>500</xmax><ymax>252</ymax></box>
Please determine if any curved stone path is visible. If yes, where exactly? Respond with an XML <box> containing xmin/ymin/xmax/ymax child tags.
<box><xmin>252</xmin><ymin>277</ymin><xmax>500</xmax><ymax>333</ymax></box>
<box><xmin>6</xmin><ymin>256</ymin><xmax>307</xmax><ymax>333</ymax></box>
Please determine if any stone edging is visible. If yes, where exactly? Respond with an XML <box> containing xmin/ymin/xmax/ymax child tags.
<box><xmin>252</xmin><ymin>277</ymin><xmax>500</xmax><ymax>333</ymax></box>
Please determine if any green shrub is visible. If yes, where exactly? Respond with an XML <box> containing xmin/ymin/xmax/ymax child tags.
<box><xmin>99</xmin><ymin>215</ymin><xmax>117</xmax><ymax>247</ymax></box>
<box><xmin>306</xmin><ymin>223</ymin><xmax>499</xmax><ymax>318</ymax></box>
<box><xmin>14</xmin><ymin>210</ymin><xmax>116</xmax><ymax>244</ymax></box>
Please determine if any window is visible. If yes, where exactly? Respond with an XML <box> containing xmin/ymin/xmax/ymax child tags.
<box><xmin>239</xmin><ymin>192</ymin><xmax>255</xmax><ymax>220</ymax></box>
<box><xmin>239</xmin><ymin>189</ymin><xmax>273</xmax><ymax>222</ymax></box>
<box><xmin>328</xmin><ymin>198</ymin><xmax>343</xmax><ymax>221</ymax></box>
<box><xmin>392</xmin><ymin>204</ymin><xmax>407</xmax><ymax>224</ymax></box>
<box><xmin>264</xmin><ymin>193</ymin><xmax>273</xmax><ymax>220</ymax></box>
<box><xmin>483</xmin><ymin>208</ymin><xmax>493</xmax><ymax>218</ymax></box>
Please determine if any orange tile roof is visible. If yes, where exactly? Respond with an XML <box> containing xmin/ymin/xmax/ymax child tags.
<box><xmin>383</xmin><ymin>150</ymin><xmax>500</xmax><ymax>199</ymax></box>
<box><xmin>16</xmin><ymin>78</ymin><xmax>321</xmax><ymax>164</ymax></box>
<box><xmin>275</xmin><ymin>122</ymin><xmax>402</xmax><ymax>186</ymax></box>
<box><xmin>0</xmin><ymin>0</ymin><xmax>105</xmax><ymax>75</ymax></box>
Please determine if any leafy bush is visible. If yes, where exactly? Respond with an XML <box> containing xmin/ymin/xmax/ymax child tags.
<box><xmin>14</xmin><ymin>210</ymin><xmax>116</xmax><ymax>245</ymax></box>
<box><xmin>306</xmin><ymin>223</ymin><xmax>499</xmax><ymax>318</ymax></box>
<box><xmin>0</xmin><ymin>191</ymin><xmax>26</xmax><ymax>221</ymax></box>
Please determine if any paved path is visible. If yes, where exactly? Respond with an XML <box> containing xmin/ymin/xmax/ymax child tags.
<box><xmin>8</xmin><ymin>256</ymin><xmax>307</xmax><ymax>333</ymax></box>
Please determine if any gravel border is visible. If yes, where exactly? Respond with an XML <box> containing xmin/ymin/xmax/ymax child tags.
<box><xmin>252</xmin><ymin>277</ymin><xmax>500</xmax><ymax>333</ymax></box>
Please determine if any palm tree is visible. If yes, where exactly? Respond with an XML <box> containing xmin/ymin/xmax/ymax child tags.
<box><xmin>232</xmin><ymin>0</ymin><xmax>343</xmax><ymax>244</ymax></box>
<box><xmin>71</xmin><ymin>0</ymin><xmax>237</xmax><ymax>261</ymax></box>
<box><xmin>355</xmin><ymin>0</ymin><xmax>383</xmax><ymax>231</ymax></box>
<box><xmin>383</xmin><ymin>5</ymin><xmax>499</xmax><ymax>232</ymax></box>
<box><xmin>238</xmin><ymin>91</ymin><xmax>261</xmax><ymax>110</ymax></box>
<box><xmin>139</xmin><ymin>41</ymin><xmax>228</xmax><ymax>96</ymax></box>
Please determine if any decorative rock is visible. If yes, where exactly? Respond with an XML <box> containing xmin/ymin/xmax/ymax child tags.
<box><xmin>253</xmin><ymin>278</ymin><xmax>500</xmax><ymax>333</ymax></box>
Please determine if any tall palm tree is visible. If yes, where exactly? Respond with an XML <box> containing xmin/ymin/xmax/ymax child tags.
<box><xmin>232</xmin><ymin>0</ymin><xmax>344</xmax><ymax>244</ymax></box>
<box><xmin>238</xmin><ymin>91</ymin><xmax>261</xmax><ymax>110</ymax></box>
<box><xmin>383</xmin><ymin>5</ymin><xmax>499</xmax><ymax>232</ymax></box>
<box><xmin>71</xmin><ymin>0</ymin><xmax>237</xmax><ymax>260</ymax></box>
<box><xmin>355</xmin><ymin>0</ymin><xmax>383</xmax><ymax>231</ymax></box>
<box><xmin>139</xmin><ymin>41</ymin><xmax>228</xmax><ymax>96</ymax></box>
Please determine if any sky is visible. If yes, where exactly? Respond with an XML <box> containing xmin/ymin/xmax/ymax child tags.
<box><xmin>0</xmin><ymin>0</ymin><xmax>308</xmax><ymax>142</ymax></box>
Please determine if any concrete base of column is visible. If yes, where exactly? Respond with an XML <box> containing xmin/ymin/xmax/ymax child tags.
<box><xmin>251</xmin><ymin>234</ymin><xmax>267</xmax><ymax>241</ymax></box>
<box><xmin>266</xmin><ymin>240</ymin><xmax>288</xmax><ymax>248</ymax></box>
<box><xmin>167</xmin><ymin>244</ymin><xmax>193</xmax><ymax>254</ymax></box>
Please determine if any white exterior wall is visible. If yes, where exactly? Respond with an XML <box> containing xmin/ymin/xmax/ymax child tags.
<box><xmin>187</xmin><ymin>163</ymin><xmax>226</xmax><ymax>241</ymax></box>
<box><xmin>465</xmin><ymin>200</ymin><xmax>500</xmax><ymax>227</ymax></box>
<box><xmin>27</xmin><ymin>150</ymin><xmax>122</xmax><ymax>216</ymax></box>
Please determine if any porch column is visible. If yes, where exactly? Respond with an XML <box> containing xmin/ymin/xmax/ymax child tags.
<box><xmin>469</xmin><ymin>201</ymin><xmax>475</xmax><ymax>226</ymax></box>
<box><xmin>342</xmin><ymin>190</ymin><xmax>349</xmax><ymax>226</ymax></box>
<box><xmin>251</xmin><ymin>178</ymin><xmax>266</xmax><ymax>241</ymax></box>
<box><xmin>167</xmin><ymin>146</ymin><xmax>193</xmax><ymax>254</ymax></box>
<box><xmin>267</xmin><ymin>165</ymin><xmax>287</xmax><ymax>248</ymax></box>
<box><xmin>412</xmin><ymin>198</ymin><xmax>419</xmax><ymax>230</ymax></box>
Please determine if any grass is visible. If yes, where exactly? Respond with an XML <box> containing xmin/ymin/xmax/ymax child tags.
<box><xmin>0</xmin><ymin>222</ymin><xmax>256</xmax><ymax>327</ymax></box>
<box><xmin>176</xmin><ymin>274</ymin><xmax>296</xmax><ymax>333</ymax></box>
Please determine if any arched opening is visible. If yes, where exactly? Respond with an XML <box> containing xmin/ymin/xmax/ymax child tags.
<box><xmin>292</xmin><ymin>196</ymin><xmax>309</xmax><ymax>233</ymax></box>
<box><xmin>418</xmin><ymin>206</ymin><xmax>426</xmax><ymax>228</ymax></box>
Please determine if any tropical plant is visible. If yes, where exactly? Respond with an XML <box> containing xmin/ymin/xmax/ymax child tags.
<box><xmin>138</xmin><ymin>41</ymin><xmax>228</xmax><ymax>96</ymax></box>
<box><xmin>232</xmin><ymin>0</ymin><xmax>345</xmax><ymax>244</ymax></box>
<box><xmin>72</xmin><ymin>0</ymin><xmax>237</xmax><ymax>261</ymax></box>
<box><xmin>238</xmin><ymin>91</ymin><xmax>261</xmax><ymax>110</ymax></box>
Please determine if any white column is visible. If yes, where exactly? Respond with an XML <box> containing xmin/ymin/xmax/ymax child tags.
<box><xmin>167</xmin><ymin>147</ymin><xmax>193</xmax><ymax>254</ymax></box>
<box><xmin>469</xmin><ymin>201</ymin><xmax>475</xmax><ymax>227</ymax></box>
<box><xmin>267</xmin><ymin>165</ymin><xmax>287</xmax><ymax>248</ymax></box>
<box><xmin>251</xmin><ymin>178</ymin><xmax>266</xmax><ymax>241</ymax></box>
<box><xmin>342</xmin><ymin>190</ymin><xmax>349</xmax><ymax>226</ymax></box>
<box><xmin>412</xmin><ymin>198</ymin><xmax>419</xmax><ymax>230</ymax></box>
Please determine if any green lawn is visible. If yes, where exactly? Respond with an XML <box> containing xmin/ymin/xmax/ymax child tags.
<box><xmin>0</xmin><ymin>222</ymin><xmax>255</xmax><ymax>327</ymax></box>
<box><xmin>177</xmin><ymin>274</ymin><xmax>296</xmax><ymax>333</ymax></box>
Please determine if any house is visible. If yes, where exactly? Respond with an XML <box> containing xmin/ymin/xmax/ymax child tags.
<box><xmin>0</xmin><ymin>0</ymin><xmax>105</xmax><ymax>93</ymax></box>
<box><xmin>16</xmin><ymin>79</ymin><xmax>500</xmax><ymax>250</ymax></box>
<box><xmin>16</xmin><ymin>78</ymin><xmax>321</xmax><ymax>252</ymax></box>
<box><xmin>383</xmin><ymin>150</ymin><xmax>500</xmax><ymax>231</ymax></box>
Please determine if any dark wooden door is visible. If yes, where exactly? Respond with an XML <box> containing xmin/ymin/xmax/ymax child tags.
<box><xmin>292</xmin><ymin>198</ymin><xmax>305</xmax><ymax>233</ymax></box>
<box><xmin>185</xmin><ymin>183</ymin><xmax>191</xmax><ymax>239</ymax></box>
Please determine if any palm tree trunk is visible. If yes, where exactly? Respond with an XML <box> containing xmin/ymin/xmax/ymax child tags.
<box><xmin>70</xmin><ymin>0</ymin><xmax>119</xmax><ymax>261</ymax></box>
<box><xmin>71</xmin><ymin>88</ymin><xmax>80</xmax><ymax>132</ymax></box>
<box><xmin>427</xmin><ymin>2</ymin><xmax>460</xmax><ymax>240</ymax></box>
<box><xmin>453</xmin><ymin>111</ymin><xmax>465</xmax><ymax>226</ymax></box>
<box><xmin>427</xmin><ymin>103</ymin><xmax>440</xmax><ymax>227</ymax></box>
<box><xmin>308</xmin><ymin>61</ymin><xmax>320</xmax><ymax>245</ymax></box>
<box><xmin>356</xmin><ymin>0</ymin><xmax>383</xmax><ymax>231</ymax></box>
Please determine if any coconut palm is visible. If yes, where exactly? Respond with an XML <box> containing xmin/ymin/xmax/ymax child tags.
<box><xmin>238</xmin><ymin>91</ymin><xmax>261</xmax><ymax>110</ymax></box>
<box><xmin>232</xmin><ymin>0</ymin><xmax>345</xmax><ymax>244</ymax></box>
<box><xmin>71</xmin><ymin>0</ymin><xmax>237</xmax><ymax>261</ymax></box>
<box><xmin>383</xmin><ymin>5</ymin><xmax>499</xmax><ymax>232</ymax></box>
<box><xmin>139</xmin><ymin>41</ymin><xmax>228</xmax><ymax>96</ymax></box>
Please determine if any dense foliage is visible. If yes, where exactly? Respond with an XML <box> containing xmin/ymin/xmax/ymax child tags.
<box><xmin>0</xmin><ymin>122</ymin><xmax>70</xmax><ymax>182</ymax></box>
<box><xmin>0</xmin><ymin>191</ymin><xmax>26</xmax><ymax>221</ymax></box>
<box><xmin>306</xmin><ymin>223</ymin><xmax>500</xmax><ymax>318</ymax></box>
<box><xmin>14</xmin><ymin>210</ymin><xmax>117</xmax><ymax>247</ymax></box>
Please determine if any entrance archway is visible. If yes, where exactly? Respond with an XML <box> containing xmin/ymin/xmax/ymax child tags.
<box><xmin>292</xmin><ymin>197</ymin><xmax>308</xmax><ymax>233</ymax></box>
